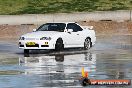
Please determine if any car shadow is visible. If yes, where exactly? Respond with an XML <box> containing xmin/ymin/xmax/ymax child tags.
<box><xmin>23</xmin><ymin>48</ymin><xmax>91</xmax><ymax>57</ymax></box>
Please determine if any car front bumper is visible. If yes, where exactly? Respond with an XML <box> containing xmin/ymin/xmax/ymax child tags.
<box><xmin>19</xmin><ymin>40</ymin><xmax>55</xmax><ymax>49</ymax></box>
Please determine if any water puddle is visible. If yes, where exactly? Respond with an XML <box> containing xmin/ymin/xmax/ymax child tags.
<box><xmin>0</xmin><ymin>35</ymin><xmax>131</xmax><ymax>88</ymax></box>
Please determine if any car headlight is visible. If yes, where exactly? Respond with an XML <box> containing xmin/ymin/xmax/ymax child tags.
<box><xmin>19</xmin><ymin>37</ymin><xmax>25</xmax><ymax>40</ymax></box>
<box><xmin>40</xmin><ymin>37</ymin><xmax>51</xmax><ymax>40</ymax></box>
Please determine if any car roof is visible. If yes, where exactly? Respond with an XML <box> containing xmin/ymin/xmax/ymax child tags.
<box><xmin>46</xmin><ymin>22</ymin><xmax>77</xmax><ymax>24</ymax></box>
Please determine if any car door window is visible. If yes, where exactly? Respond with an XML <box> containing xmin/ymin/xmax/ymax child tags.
<box><xmin>76</xmin><ymin>24</ymin><xmax>83</xmax><ymax>31</ymax></box>
<box><xmin>67</xmin><ymin>23</ymin><xmax>83</xmax><ymax>32</ymax></box>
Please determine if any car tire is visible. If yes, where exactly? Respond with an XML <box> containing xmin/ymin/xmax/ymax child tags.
<box><xmin>24</xmin><ymin>49</ymin><xmax>29</xmax><ymax>54</ymax></box>
<box><xmin>55</xmin><ymin>38</ymin><xmax>64</xmax><ymax>51</ymax></box>
<box><xmin>84</xmin><ymin>38</ymin><xmax>92</xmax><ymax>50</ymax></box>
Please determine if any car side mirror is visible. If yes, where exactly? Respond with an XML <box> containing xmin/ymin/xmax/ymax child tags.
<box><xmin>67</xmin><ymin>29</ymin><xmax>73</xmax><ymax>33</ymax></box>
<box><xmin>33</xmin><ymin>29</ymin><xmax>37</xmax><ymax>32</ymax></box>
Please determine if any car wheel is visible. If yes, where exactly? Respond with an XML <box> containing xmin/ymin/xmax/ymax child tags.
<box><xmin>55</xmin><ymin>38</ymin><xmax>64</xmax><ymax>51</ymax></box>
<box><xmin>84</xmin><ymin>38</ymin><xmax>91</xmax><ymax>50</ymax></box>
<box><xmin>24</xmin><ymin>49</ymin><xmax>29</xmax><ymax>54</ymax></box>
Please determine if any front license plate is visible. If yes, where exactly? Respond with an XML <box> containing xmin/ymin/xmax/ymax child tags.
<box><xmin>26</xmin><ymin>42</ymin><xmax>36</xmax><ymax>45</ymax></box>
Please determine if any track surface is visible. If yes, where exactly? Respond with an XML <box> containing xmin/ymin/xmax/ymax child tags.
<box><xmin>0</xmin><ymin>35</ymin><xmax>132</xmax><ymax>88</ymax></box>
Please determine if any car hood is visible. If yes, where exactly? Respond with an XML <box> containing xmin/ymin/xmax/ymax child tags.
<box><xmin>21</xmin><ymin>31</ymin><xmax>62</xmax><ymax>38</ymax></box>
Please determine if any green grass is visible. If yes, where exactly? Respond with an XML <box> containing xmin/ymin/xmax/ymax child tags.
<box><xmin>0</xmin><ymin>0</ymin><xmax>132</xmax><ymax>15</ymax></box>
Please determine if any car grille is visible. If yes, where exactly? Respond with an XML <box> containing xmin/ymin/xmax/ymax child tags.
<box><xmin>19</xmin><ymin>45</ymin><xmax>24</xmax><ymax>47</ymax></box>
<box><xmin>41</xmin><ymin>45</ymin><xmax>49</xmax><ymax>47</ymax></box>
<box><xmin>26</xmin><ymin>44</ymin><xmax>39</xmax><ymax>47</ymax></box>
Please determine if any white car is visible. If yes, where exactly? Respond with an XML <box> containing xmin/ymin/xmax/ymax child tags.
<box><xmin>19</xmin><ymin>22</ymin><xmax>96</xmax><ymax>53</ymax></box>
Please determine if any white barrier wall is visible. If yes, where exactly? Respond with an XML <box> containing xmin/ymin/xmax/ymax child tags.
<box><xmin>0</xmin><ymin>10</ymin><xmax>131</xmax><ymax>25</ymax></box>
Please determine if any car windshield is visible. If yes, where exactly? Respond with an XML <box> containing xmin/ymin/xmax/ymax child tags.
<box><xmin>37</xmin><ymin>23</ymin><xmax>66</xmax><ymax>32</ymax></box>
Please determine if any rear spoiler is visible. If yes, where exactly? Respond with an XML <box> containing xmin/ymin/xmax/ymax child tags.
<box><xmin>82</xmin><ymin>26</ymin><xmax>93</xmax><ymax>30</ymax></box>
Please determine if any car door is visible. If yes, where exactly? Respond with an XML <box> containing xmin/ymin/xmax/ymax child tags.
<box><xmin>65</xmin><ymin>23</ymin><xmax>83</xmax><ymax>46</ymax></box>
<box><xmin>74</xmin><ymin>24</ymin><xmax>85</xmax><ymax>45</ymax></box>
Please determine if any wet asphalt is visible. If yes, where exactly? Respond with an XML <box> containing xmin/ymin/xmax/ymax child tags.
<box><xmin>0</xmin><ymin>35</ymin><xmax>132</xmax><ymax>88</ymax></box>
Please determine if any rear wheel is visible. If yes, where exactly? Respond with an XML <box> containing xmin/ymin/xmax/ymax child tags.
<box><xmin>84</xmin><ymin>38</ymin><xmax>92</xmax><ymax>50</ymax></box>
<box><xmin>55</xmin><ymin>38</ymin><xmax>64</xmax><ymax>51</ymax></box>
<box><xmin>24</xmin><ymin>49</ymin><xmax>29</xmax><ymax>54</ymax></box>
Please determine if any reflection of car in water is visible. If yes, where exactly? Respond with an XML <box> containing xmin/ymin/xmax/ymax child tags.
<box><xmin>19</xmin><ymin>52</ymin><xmax>96</xmax><ymax>75</ymax></box>
<box><xmin>55</xmin><ymin>54</ymin><xmax>64</xmax><ymax>62</ymax></box>
<box><xmin>19</xmin><ymin>22</ymin><xmax>96</xmax><ymax>54</ymax></box>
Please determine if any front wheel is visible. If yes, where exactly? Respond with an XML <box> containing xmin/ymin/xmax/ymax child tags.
<box><xmin>55</xmin><ymin>38</ymin><xmax>64</xmax><ymax>51</ymax></box>
<box><xmin>84</xmin><ymin>38</ymin><xmax>92</xmax><ymax>50</ymax></box>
